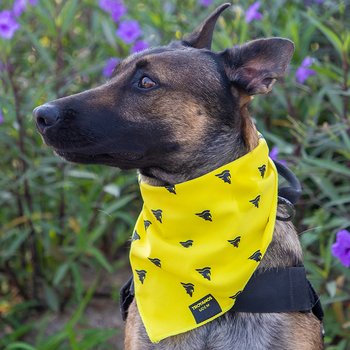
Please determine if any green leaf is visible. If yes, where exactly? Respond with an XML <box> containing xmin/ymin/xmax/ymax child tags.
<box><xmin>67</xmin><ymin>169</ymin><xmax>98</xmax><ymax>180</ymax></box>
<box><xmin>101</xmin><ymin>21</ymin><xmax>117</xmax><ymax>48</ymax></box>
<box><xmin>67</xmin><ymin>326</ymin><xmax>79</xmax><ymax>350</ymax></box>
<box><xmin>60</xmin><ymin>0</ymin><xmax>79</xmax><ymax>35</ymax></box>
<box><xmin>43</xmin><ymin>284</ymin><xmax>60</xmax><ymax>312</ymax></box>
<box><xmin>303</xmin><ymin>157</ymin><xmax>350</xmax><ymax>177</ymax></box>
<box><xmin>37</xmin><ymin>331</ymin><xmax>67</xmax><ymax>350</ymax></box>
<box><xmin>53</xmin><ymin>262</ymin><xmax>70</xmax><ymax>286</ymax></box>
<box><xmin>66</xmin><ymin>279</ymin><xmax>97</xmax><ymax>328</ymax></box>
<box><xmin>2</xmin><ymin>230</ymin><xmax>30</xmax><ymax>260</ymax></box>
<box><xmin>76</xmin><ymin>329</ymin><xmax>117</xmax><ymax>349</ymax></box>
<box><xmin>5</xmin><ymin>343</ymin><xmax>37</xmax><ymax>350</ymax></box>
<box><xmin>103</xmin><ymin>194</ymin><xmax>137</xmax><ymax>215</ymax></box>
<box><xmin>103</xmin><ymin>184</ymin><xmax>121</xmax><ymax>198</ymax></box>
<box><xmin>304</xmin><ymin>13</ymin><xmax>343</xmax><ymax>58</ymax></box>
<box><xmin>31</xmin><ymin>2</ymin><xmax>56</xmax><ymax>36</ymax></box>
<box><xmin>71</xmin><ymin>263</ymin><xmax>83</xmax><ymax>301</ymax></box>
<box><xmin>86</xmin><ymin>247</ymin><xmax>112</xmax><ymax>272</ymax></box>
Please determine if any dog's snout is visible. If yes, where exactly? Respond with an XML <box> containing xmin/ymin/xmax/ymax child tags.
<box><xmin>33</xmin><ymin>104</ymin><xmax>60</xmax><ymax>133</ymax></box>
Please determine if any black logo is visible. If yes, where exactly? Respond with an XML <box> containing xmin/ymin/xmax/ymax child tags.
<box><xmin>148</xmin><ymin>257</ymin><xmax>161</xmax><ymax>267</ymax></box>
<box><xmin>249</xmin><ymin>195</ymin><xmax>261</xmax><ymax>208</ymax></box>
<box><xmin>132</xmin><ymin>230</ymin><xmax>140</xmax><ymax>241</ymax></box>
<box><xmin>229</xmin><ymin>291</ymin><xmax>242</xmax><ymax>300</ymax></box>
<box><xmin>196</xmin><ymin>267</ymin><xmax>211</xmax><ymax>281</ymax></box>
<box><xmin>228</xmin><ymin>236</ymin><xmax>241</xmax><ymax>248</ymax></box>
<box><xmin>189</xmin><ymin>294</ymin><xmax>222</xmax><ymax>324</ymax></box>
<box><xmin>258</xmin><ymin>165</ymin><xmax>266</xmax><ymax>178</ymax></box>
<box><xmin>135</xmin><ymin>269</ymin><xmax>147</xmax><ymax>284</ymax></box>
<box><xmin>181</xmin><ymin>282</ymin><xmax>194</xmax><ymax>297</ymax></box>
<box><xmin>180</xmin><ymin>240</ymin><xmax>194</xmax><ymax>248</ymax></box>
<box><xmin>165</xmin><ymin>185</ymin><xmax>176</xmax><ymax>194</ymax></box>
<box><xmin>215</xmin><ymin>169</ymin><xmax>231</xmax><ymax>184</ymax></box>
<box><xmin>151</xmin><ymin>209</ymin><xmax>163</xmax><ymax>223</ymax></box>
<box><xmin>144</xmin><ymin>220</ymin><xmax>152</xmax><ymax>230</ymax></box>
<box><xmin>249</xmin><ymin>250</ymin><xmax>262</xmax><ymax>262</ymax></box>
<box><xmin>196</xmin><ymin>210</ymin><xmax>212</xmax><ymax>222</ymax></box>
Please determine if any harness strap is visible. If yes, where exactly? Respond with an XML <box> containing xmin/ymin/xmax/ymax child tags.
<box><xmin>231</xmin><ymin>266</ymin><xmax>323</xmax><ymax>320</ymax></box>
<box><xmin>274</xmin><ymin>160</ymin><xmax>303</xmax><ymax>222</ymax></box>
<box><xmin>120</xmin><ymin>276</ymin><xmax>134</xmax><ymax>321</ymax></box>
<box><xmin>120</xmin><ymin>266</ymin><xmax>323</xmax><ymax>322</ymax></box>
<box><xmin>274</xmin><ymin>160</ymin><xmax>302</xmax><ymax>205</ymax></box>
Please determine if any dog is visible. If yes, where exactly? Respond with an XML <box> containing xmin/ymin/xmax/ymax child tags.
<box><xmin>33</xmin><ymin>3</ymin><xmax>324</xmax><ymax>349</ymax></box>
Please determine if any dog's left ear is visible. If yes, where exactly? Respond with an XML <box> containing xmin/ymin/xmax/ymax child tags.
<box><xmin>183</xmin><ymin>3</ymin><xmax>231</xmax><ymax>49</ymax></box>
<box><xmin>221</xmin><ymin>38</ymin><xmax>294</xmax><ymax>95</ymax></box>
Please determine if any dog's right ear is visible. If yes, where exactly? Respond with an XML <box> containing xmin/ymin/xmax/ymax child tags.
<box><xmin>182</xmin><ymin>3</ymin><xmax>231</xmax><ymax>50</ymax></box>
<box><xmin>221</xmin><ymin>38</ymin><xmax>295</xmax><ymax>95</ymax></box>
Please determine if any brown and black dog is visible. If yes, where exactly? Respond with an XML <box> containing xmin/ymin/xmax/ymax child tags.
<box><xmin>33</xmin><ymin>3</ymin><xmax>324</xmax><ymax>349</ymax></box>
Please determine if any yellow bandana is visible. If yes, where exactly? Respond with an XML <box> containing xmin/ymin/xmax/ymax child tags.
<box><xmin>130</xmin><ymin>135</ymin><xmax>278</xmax><ymax>343</ymax></box>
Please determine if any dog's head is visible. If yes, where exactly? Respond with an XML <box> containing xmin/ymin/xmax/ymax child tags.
<box><xmin>33</xmin><ymin>3</ymin><xmax>294</xmax><ymax>182</ymax></box>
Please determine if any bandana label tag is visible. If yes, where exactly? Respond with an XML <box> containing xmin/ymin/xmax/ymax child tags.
<box><xmin>189</xmin><ymin>294</ymin><xmax>222</xmax><ymax>324</ymax></box>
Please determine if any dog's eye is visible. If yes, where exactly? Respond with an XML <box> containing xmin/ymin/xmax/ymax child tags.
<box><xmin>139</xmin><ymin>76</ymin><xmax>156</xmax><ymax>89</ymax></box>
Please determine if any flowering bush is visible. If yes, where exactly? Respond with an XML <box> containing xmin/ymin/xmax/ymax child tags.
<box><xmin>0</xmin><ymin>0</ymin><xmax>349</xmax><ymax>349</ymax></box>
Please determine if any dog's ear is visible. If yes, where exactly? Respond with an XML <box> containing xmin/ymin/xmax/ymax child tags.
<box><xmin>182</xmin><ymin>3</ymin><xmax>231</xmax><ymax>50</ymax></box>
<box><xmin>221</xmin><ymin>38</ymin><xmax>294</xmax><ymax>95</ymax></box>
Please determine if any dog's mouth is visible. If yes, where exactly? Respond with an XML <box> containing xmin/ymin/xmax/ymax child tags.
<box><xmin>54</xmin><ymin>149</ymin><xmax>143</xmax><ymax>168</ymax></box>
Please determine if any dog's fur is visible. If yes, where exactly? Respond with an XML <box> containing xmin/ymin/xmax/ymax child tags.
<box><xmin>33</xmin><ymin>4</ymin><xmax>324</xmax><ymax>349</ymax></box>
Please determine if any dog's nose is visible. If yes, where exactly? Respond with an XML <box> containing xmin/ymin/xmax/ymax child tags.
<box><xmin>33</xmin><ymin>104</ymin><xmax>60</xmax><ymax>133</ymax></box>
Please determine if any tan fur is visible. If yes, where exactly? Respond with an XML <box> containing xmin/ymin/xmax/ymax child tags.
<box><xmin>125</xmin><ymin>301</ymin><xmax>144</xmax><ymax>350</ymax></box>
<box><xmin>157</xmin><ymin>99</ymin><xmax>207</xmax><ymax>144</ymax></box>
<box><xmin>239</xmin><ymin>94</ymin><xmax>259</xmax><ymax>151</ymax></box>
<box><xmin>287</xmin><ymin>313</ymin><xmax>324</xmax><ymax>350</ymax></box>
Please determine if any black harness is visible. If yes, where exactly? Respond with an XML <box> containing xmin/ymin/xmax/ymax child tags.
<box><xmin>120</xmin><ymin>160</ymin><xmax>323</xmax><ymax>323</ymax></box>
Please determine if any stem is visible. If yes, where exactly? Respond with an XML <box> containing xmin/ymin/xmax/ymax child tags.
<box><xmin>3</xmin><ymin>262</ymin><xmax>30</xmax><ymax>301</ymax></box>
<box><xmin>58</xmin><ymin>163</ymin><xmax>66</xmax><ymax>239</ymax></box>
<box><xmin>7</xmin><ymin>62</ymin><xmax>41</xmax><ymax>301</ymax></box>
<box><xmin>55</xmin><ymin>10</ymin><xmax>66</xmax><ymax>238</ymax></box>
<box><xmin>281</xmin><ymin>80</ymin><xmax>299</xmax><ymax>121</ymax></box>
<box><xmin>16</xmin><ymin>194</ymin><xmax>28</xmax><ymax>273</ymax></box>
<box><xmin>87</xmin><ymin>173</ymin><xmax>120</xmax><ymax>231</ymax></box>
<box><xmin>341</xmin><ymin>50</ymin><xmax>349</xmax><ymax>126</ymax></box>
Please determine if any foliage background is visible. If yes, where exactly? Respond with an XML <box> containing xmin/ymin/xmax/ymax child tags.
<box><xmin>0</xmin><ymin>0</ymin><xmax>349</xmax><ymax>349</ymax></box>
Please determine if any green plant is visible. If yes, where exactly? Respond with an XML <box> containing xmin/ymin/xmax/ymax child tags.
<box><xmin>0</xmin><ymin>0</ymin><xmax>349</xmax><ymax>348</ymax></box>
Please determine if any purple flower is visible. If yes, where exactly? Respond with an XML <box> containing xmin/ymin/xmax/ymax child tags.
<box><xmin>29</xmin><ymin>0</ymin><xmax>38</xmax><ymax>5</ymax></box>
<box><xmin>103</xmin><ymin>57</ymin><xmax>119</xmax><ymax>77</ymax></box>
<box><xmin>332</xmin><ymin>229</ymin><xmax>350</xmax><ymax>267</ymax></box>
<box><xmin>199</xmin><ymin>0</ymin><xmax>213</xmax><ymax>7</ymax></box>
<box><xmin>116</xmin><ymin>20</ymin><xmax>141</xmax><ymax>44</ymax></box>
<box><xmin>0</xmin><ymin>10</ymin><xmax>20</xmax><ymax>39</ymax></box>
<box><xmin>269</xmin><ymin>146</ymin><xmax>287</xmax><ymax>166</ymax></box>
<box><xmin>0</xmin><ymin>111</ymin><xmax>3</xmax><ymax>124</ymax></box>
<box><xmin>99</xmin><ymin>0</ymin><xmax>117</xmax><ymax>12</ymax></box>
<box><xmin>131</xmin><ymin>40</ymin><xmax>149</xmax><ymax>53</ymax></box>
<box><xmin>110</xmin><ymin>4</ymin><xmax>126</xmax><ymax>22</ymax></box>
<box><xmin>245</xmin><ymin>2</ymin><xmax>263</xmax><ymax>23</ymax></box>
<box><xmin>99</xmin><ymin>0</ymin><xmax>127</xmax><ymax>22</ymax></box>
<box><xmin>13</xmin><ymin>0</ymin><xmax>28</xmax><ymax>17</ymax></box>
<box><xmin>296</xmin><ymin>57</ymin><xmax>316</xmax><ymax>84</ymax></box>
